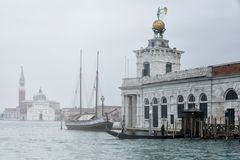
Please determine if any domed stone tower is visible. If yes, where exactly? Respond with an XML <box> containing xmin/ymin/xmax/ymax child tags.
<box><xmin>134</xmin><ymin>7</ymin><xmax>184</xmax><ymax>77</ymax></box>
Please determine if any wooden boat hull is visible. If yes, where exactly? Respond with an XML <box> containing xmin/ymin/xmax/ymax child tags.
<box><xmin>106</xmin><ymin>129</ymin><xmax>184</xmax><ymax>139</ymax></box>
<box><xmin>65</xmin><ymin>121</ymin><xmax>113</xmax><ymax>131</ymax></box>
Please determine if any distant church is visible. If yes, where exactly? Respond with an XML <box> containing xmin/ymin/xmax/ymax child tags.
<box><xmin>4</xmin><ymin>67</ymin><xmax>61</xmax><ymax>121</ymax></box>
<box><xmin>121</xmin><ymin>7</ymin><xmax>240</xmax><ymax>130</ymax></box>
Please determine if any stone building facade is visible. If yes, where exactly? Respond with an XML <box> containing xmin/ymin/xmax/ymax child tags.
<box><xmin>26</xmin><ymin>89</ymin><xmax>60</xmax><ymax>121</ymax></box>
<box><xmin>3</xmin><ymin>108</ymin><xmax>20</xmax><ymax>120</ymax></box>
<box><xmin>121</xmin><ymin>8</ymin><xmax>240</xmax><ymax>130</ymax></box>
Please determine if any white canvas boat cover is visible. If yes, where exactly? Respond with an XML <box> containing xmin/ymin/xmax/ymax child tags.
<box><xmin>78</xmin><ymin>114</ymin><xmax>95</xmax><ymax>121</ymax></box>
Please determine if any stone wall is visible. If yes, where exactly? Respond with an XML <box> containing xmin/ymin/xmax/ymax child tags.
<box><xmin>140</xmin><ymin>78</ymin><xmax>212</xmax><ymax>129</ymax></box>
<box><xmin>122</xmin><ymin>67</ymin><xmax>212</xmax><ymax>87</ymax></box>
<box><xmin>135</xmin><ymin>39</ymin><xmax>182</xmax><ymax>77</ymax></box>
<box><xmin>122</xmin><ymin>72</ymin><xmax>240</xmax><ymax>130</ymax></box>
<box><xmin>211</xmin><ymin>76</ymin><xmax>240</xmax><ymax>121</ymax></box>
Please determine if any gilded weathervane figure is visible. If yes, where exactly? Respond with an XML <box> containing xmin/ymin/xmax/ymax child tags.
<box><xmin>152</xmin><ymin>6</ymin><xmax>167</xmax><ymax>38</ymax></box>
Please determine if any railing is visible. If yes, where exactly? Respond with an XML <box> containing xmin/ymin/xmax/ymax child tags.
<box><xmin>121</xmin><ymin>67</ymin><xmax>212</xmax><ymax>87</ymax></box>
<box><xmin>143</xmin><ymin>67</ymin><xmax>212</xmax><ymax>84</ymax></box>
<box><xmin>122</xmin><ymin>77</ymin><xmax>142</xmax><ymax>87</ymax></box>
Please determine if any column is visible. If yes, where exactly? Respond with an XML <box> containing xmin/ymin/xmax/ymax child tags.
<box><xmin>136</xmin><ymin>94</ymin><xmax>141</xmax><ymax>128</ymax></box>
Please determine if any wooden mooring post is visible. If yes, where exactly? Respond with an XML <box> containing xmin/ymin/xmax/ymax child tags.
<box><xmin>214</xmin><ymin>118</ymin><xmax>217</xmax><ymax>141</ymax></box>
<box><xmin>225</xmin><ymin>117</ymin><xmax>229</xmax><ymax>140</ymax></box>
<box><xmin>183</xmin><ymin>118</ymin><xmax>186</xmax><ymax>137</ymax></box>
<box><xmin>166</xmin><ymin>121</ymin><xmax>169</xmax><ymax>136</ymax></box>
<box><xmin>190</xmin><ymin>117</ymin><xmax>193</xmax><ymax>139</ymax></box>
<box><xmin>182</xmin><ymin>109</ymin><xmax>204</xmax><ymax>138</ymax></box>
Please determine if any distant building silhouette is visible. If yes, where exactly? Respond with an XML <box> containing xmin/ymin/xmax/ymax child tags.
<box><xmin>3</xmin><ymin>67</ymin><xmax>60</xmax><ymax>121</ymax></box>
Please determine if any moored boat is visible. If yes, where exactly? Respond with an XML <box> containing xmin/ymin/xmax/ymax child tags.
<box><xmin>106</xmin><ymin>128</ymin><xmax>184</xmax><ymax>139</ymax></box>
<box><xmin>65</xmin><ymin>51</ymin><xmax>113</xmax><ymax>131</ymax></box>
<box><xmin>65</xmin><ymin>114</ymin><xmax>113</xmax><ymax>131</ymax></box>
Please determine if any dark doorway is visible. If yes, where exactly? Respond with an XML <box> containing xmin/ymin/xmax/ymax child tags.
<box><xmin>177</xmin><ymin>104</ymin><xmax>184</xmax><ymax>118</ymax></box>
<box><xmin>182</xmin><ymin>109</ymin><xmax>204</xmax><ymax>137</ymax></box>
<box><xmin>225</xmin><ymin>108</ymin><xmax>235</xmax><ymax>129</ymax></box>
<box><xmin>144</xmin><ymin>106</ymin><xmax>149</xmax><ymax>119</ymax></box>
<box><xmin>153</xmin><ymin>106</ymin><xmax>158</xmax><ymax>127</ymax></box>
<box><xmin>170</xmin><ymin>114</ymin><xmax>174</xmax><ymax>125</ymax></box>
<box><xmin>161</xmin><ymin>105</ymin><xmax>167</xmax><ymax>118</ymax></box>
<box><xmin>144</xmin><ymin>98</ymin><xmax>150</xmax><ymax>119</ymax></box>
<box><xmin>39</xmin><ymin>113</ymin><xmax>43</xmax><ymax>120</ymax></box>
<box><xmin>200</xmin><ymin>103</ymin><xmax>208</xmax><ymax>118</ymax></box>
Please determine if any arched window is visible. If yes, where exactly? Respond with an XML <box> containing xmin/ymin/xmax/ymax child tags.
<box><xmin>161</xmin><ymin>97</ymin><xmax>167</xmax><ymax>118</ymax></box>
<box><xmin>189</xmin><ymin>95</ymin><xmax>195</xmax><ymax>102</ymax></box>
<box><xmin>152</xmin><ymin>98</ymin><xmax>158</xmax><ymax>127</ymax></box>
<box><xmin>177</xmin><ymin>95</ymin><xmax>184</xmax><ymax>118</ymax></box>
<box><xmin>162</xmin><ymin>97</ymin><xmax>167</xmax><ymax>104</ymax></box>
<box><xmin>178</xmin><ymin>95</ymin><xmax>184</xmax><ymax>103</ymax></box>
<box><xmin>225</xmin><ymin>89</ymin><xmax>238</xmax><ymax>100</ymax></box>
<box><xmin>152</xmin><ymin>98</ymin><xmax>158</xmax><ymax>105</ymax></box>
<box><xmin>144</xmin><ymin>98</ymin><xmax>150</xmax><ymax>119</ymax></box>
<box><xmin>200</xmin><ymin>94</ymin><xmax>208</xmax><ymax>118</ymax></box>
<box><xmin>188</xmin><ymin>94</ymin><xmax>195</xmax><ymax>109</ymax></box>
<box><xmin>144</xmin><ymin>98</ymin><xmax>149</xmax><ymax>105</ymax></box>
<box><xmin>200</xmin><ymin>94</ymin><xmax>207</xmax><ymax>102</ymax></box>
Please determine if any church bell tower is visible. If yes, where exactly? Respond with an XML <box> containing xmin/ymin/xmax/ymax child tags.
<box><xmin>19</xmin><ymin>66</ymin><xmax>26</xmax><ymax>118</ymax></box>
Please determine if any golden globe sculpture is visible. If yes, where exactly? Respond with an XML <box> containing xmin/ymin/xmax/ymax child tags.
<box><xmin>152</xmin><ymin>6</ymin><xmax>167</xmax><ymax>37</ymax></box>
<box><xmin>152</xmin><ymin>20</ymin><xmax>165</xmax><ymax>33</ymax></box>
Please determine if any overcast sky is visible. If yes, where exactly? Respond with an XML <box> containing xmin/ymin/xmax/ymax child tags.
<box><xmin>0</xmin><ymin>0</ymin><xmax>240</xmax><ymax>112</ymax></box>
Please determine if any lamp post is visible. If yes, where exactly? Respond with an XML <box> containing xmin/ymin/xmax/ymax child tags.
<box><xmin>101</xmin><ymin>96</ymin><xmax>105</xmax><ymax>117</ymax></box>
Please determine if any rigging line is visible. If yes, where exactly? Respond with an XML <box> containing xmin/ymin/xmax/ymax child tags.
<box><xmin>72</xmin><ymin>71</ymin><xmax>80</xmax><ymax>108</ymax></box>
<box><xmin>82</xmin><ymin>73</ymin><xmax>89</xmax><ymax>109</ymax></box>
<box><xmin>88</xmin><ymin>79</ymin><xmax>95</xmax><ymax>108</ymax></box>
<box><xmin>127</xmin><ymin>58</ymin><xmax>129</xmax><ymax>78</ymax></box>
<box><xmin>99</xmin><ymin>73</ymin><xmax>104</xmax><ymax>98</ymax></box>
<box><xmin>95</xmin><ymin>51</ymin><xmax>99</xmax><ymax>117</ymax></box>
<box><xmin>80</xmin><ymin>60</ymin><xmax>91</xmax><ymax>109</ymax></box>
<box><xmin>124</xmin><ymin>56</ymin><xmax>127</xmax><ymax>78</ymax></box>
<box><xmin>77</xmin><ymin>72</ymin><xmax>81</xmax><ymax>107</ymax></box>
<box><xmin>97</xmin><ymin>60</ymin><xmax>102</xmax><ymax>93</ymax></box>
<box><xmin>87</xmin><ymin>66</ymin><xmax>96</xmax><ymax>108</ymax></box>
<box><xmin>80</xmin><ymin>49</ymin><xmax>82</xmax><ymax>115</ymax></box>
<box><xmin>73</xmin><ymin>88</ymin><xmax>77</xmax><ymax>108</ymax></box>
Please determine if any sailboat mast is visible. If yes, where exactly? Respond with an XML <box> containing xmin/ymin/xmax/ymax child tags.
<box><xmin>80</xmin><ymin>49</ymin><xmax>82</xmax><ymax>115</ymax></box>
<box><xmin>95</xmin><ymin>51</ymin><xmax>99</xmax><ymax>118</ymax></box>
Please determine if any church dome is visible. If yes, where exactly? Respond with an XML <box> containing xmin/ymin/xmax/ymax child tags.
<box><xmin>152</xmin><ymin>20</ymin><xmax>165</xmax><ymax>33</ymax></box>
<box><xmin>33</xmin><ymin>88</ymin><xmax>47</xmax><ymax>101</ymax></box>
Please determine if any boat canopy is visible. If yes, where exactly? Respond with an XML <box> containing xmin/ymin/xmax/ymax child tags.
<box><xmin>78</xmin><ymin>114</ymin><xmax>95</xmax><ymax>121</ymax></box>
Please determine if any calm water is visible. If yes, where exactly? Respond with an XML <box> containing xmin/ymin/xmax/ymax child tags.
<box><xmin>0</xmin><ymin>121</ymin><xmax>240</xmax><ymax>160</ymax></box>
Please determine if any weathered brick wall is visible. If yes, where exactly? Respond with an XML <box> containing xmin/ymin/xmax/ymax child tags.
<box><xmin>212</xmin><ymin>63</ymin><xmax>240</xmax><ymax>77</ymax></box>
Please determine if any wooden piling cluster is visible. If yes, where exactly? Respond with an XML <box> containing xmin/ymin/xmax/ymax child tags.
<box><xmin>122</xmin><ymin>108</ymin><xmax>239</xmax><ymax>139</ymax></box>
<box><xmin>181</xmin><ymin>109</ymin><xmax>240</xmax><ymax>140</ymax></box>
